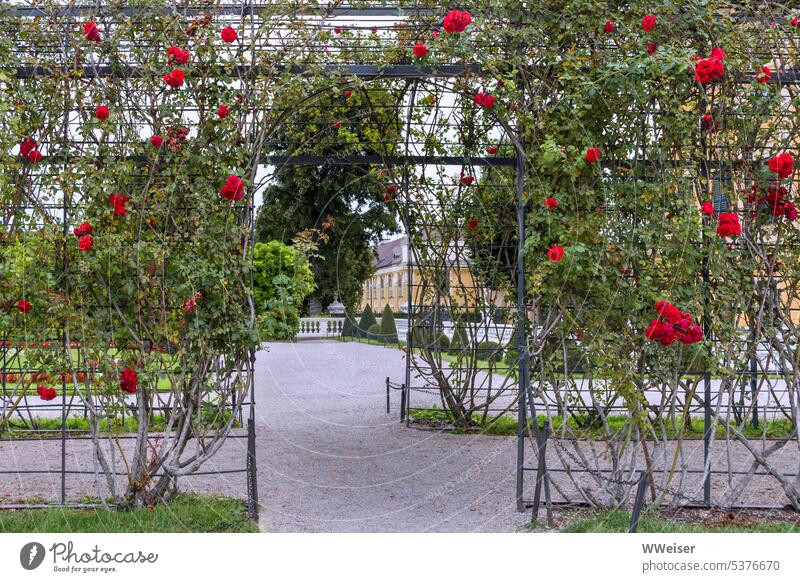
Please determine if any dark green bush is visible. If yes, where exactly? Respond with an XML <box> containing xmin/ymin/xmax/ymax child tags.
<box><xmin>380</xmin><ymin>305</ymin><xmax>399</xmax><ymax>344</ymax></box>
<box><xmin>356</xmin><ymin>304</ymin><xmax>377</xmax><ymax>338</ymax></box>
<box><xmin>341</xmin><ymin>311</ymin><xmax>357</xmax><ymax>337</ymax></box>
<box><xmin>476</xmin><ymin>341</ymin><xmax>503</xmax><ymax>363</ymax></box>
<box><xmin>367</xmin><ymin>323</ymin><xmax>381</xmax><ymax>341</ymax></box>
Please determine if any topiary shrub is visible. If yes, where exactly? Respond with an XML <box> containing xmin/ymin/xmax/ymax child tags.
<box><xmin>341</xmin><ymin>311</ymin><xmax>357</xmax><ymax>337</ymax></box>
<box><xmin>412</xmin><ymin>326</ymin><xmax>448</xmax><ymax>351</ymax></box>
<box><xmin>476</xmin><ymin>341</ymin><xmax>503</xmax><ymax>364</ymax></box>
<box><xmin>380</xmin><ymin>304</ymin><xmax>399</xmax><ymax>344</ymax></box>
<box><xmin>357</xmin><ymin>304</ymin><xmax>377</xmax><ymax>338</ymax></box>
<box><xmin>434</xmin><ymin>333</ymin><xmax>450</xmax><ymax>352</ymax></box>
<box><xmin>449</xmin><ymin>318</ymin><xmax>470</xmax><ymax>356</ymax></box>
<box><xmin>367</xmin><ymin>323</ymin><xmax>381</xmax><ymax>340</ymax></box>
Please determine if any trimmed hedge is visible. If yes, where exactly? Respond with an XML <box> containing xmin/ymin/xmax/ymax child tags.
<box><xmin>380</xmin><ymin>305</ymin><xmax>399</xmax><ymax>344</ymax></box>
<box><xmin>357</xmin><ymin>304</ymin><xmax>377</xmax><ymax>338</ymax></box>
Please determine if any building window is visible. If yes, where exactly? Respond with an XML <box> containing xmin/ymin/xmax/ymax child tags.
<box><xmin>397</xmin><ymin>273</ymin><xmax>402</xmax><ymax>297</ymax></box>
<box><xmin>380</xmin><ymin>276</ymin><xmax>384</xmax><ymax>299</ymax></box>
<box><xmin>388</xmin><ymin>274</ymin><xmax>393</xmax><ymax>298</ymax></box>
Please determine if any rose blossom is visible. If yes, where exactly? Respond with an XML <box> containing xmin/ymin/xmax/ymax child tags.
<box><xmin>219</xmin><ymin>175</ymin><xmax>245</xmax><ymax>200</ymax></box>
<box><xmin>547</xmin><ymin>245</ymin><xmax>565</xmax><ymax>262</ymax></box>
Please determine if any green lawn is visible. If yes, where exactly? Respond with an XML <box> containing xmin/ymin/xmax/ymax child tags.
<box><xmin>409</xmin><ymin>407</ymin><xmax>795</xmax><ymax>439</ymax></box>
<box><xmin>561</xmin><ymin>509</ymin><xmax>799</xmax><ymax>533</ymax></box>
<box><xmin>1</xmin><ymin>408</ymin><xmax>236</xmax><ymax>438</ymax></box>
<box><xmin>0</xmin><ymin>494</ymin><xmax>258</xmax><ymax>533</ymax></box>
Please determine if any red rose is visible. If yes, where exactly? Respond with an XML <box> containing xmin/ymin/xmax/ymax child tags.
<box><xmin>641</xmin><ymin>15</ymin><xmax>656</xmax><ymax>32</ymax></box>
<box><xmin>785</xmin><ymin>202</ymin><xmax>798</xmax><ymax>222</ymax></box>
<box><xmin>646</xmin><ymin>42</ymin><xmax>657</xmax><ymax>55</ymax></box>
<box><xmin>109</xmin><ymin>193</ymin><xmax>129</xmax><ymax>216</ymax></box>
<box><xmin>443</xmin><ymin>10</ymin><xmax>472</xmax><ymax>34</ymax></box>
<box><xmin>544</xmin><ymin>197</ymin><xmax>557</xmax><ymax>209</ymax></box>
<box><xmin>120</xmin><ymin>367</ymin><xmax>137</xmax><ymax>394</ymax></box>
<box><xmin>585</xmin><ymin>147</ymin><xmax>601</xmax><ymax>163</ymax></box>
<box><xmin>219</xmin><ymin>175</ymin><xmax>245</xmax><ymax>200</ymax></box>
<box><xmin>20</xmin><ymin>138</ymin><xmax>36</xmax><ymax>157</ymax></box>
<box><xmin>710</xmin><ymin>47</ymin><xmax>726</xmax><ymax>61</ymax></box>
<box><xmin>166</xmin><ymin>45</ymin><xmax>189</xmax><ymax>65</ymax></box>
<box><xmin>473</xmin><ymin>92</ymin><xmax>496</xmax><ymax>108</ymax></box>
<box><xmin>344</xmin><ymin>90</ymin><xmax>352</xmax><ymax>98</ymax></box>
<box><xmin>221</xmin><ymin>26</ymin><xmax>238</xmax><ymax>43</ymax></box>
<box><xmin>16</xmin><ymin>299</ymin><xmax>32</xmax><ymax>314</ymax></box>
<box><xmin>413</xmin><ymin>43</ymin><xmax>427</xmax><ymax>58</ymax></box>
<box><xmin>150</xmin><ymin>135</ymin><xmax>163</xmax><ymax>147</ymax></box>
<box><xmin>793</xmin><ymin>17</ymin><xmax>800</xmax><ymax>28</ymax></box>
<box><xmin>768</xmin><ymin>152</ymin><xmax>794</xmax><ymax>179</ymax></box>
<box><xmin>655</xmin><ymin>301</ymin><xmax>683</xmax><ymax>323</ymax></box>
<box><xmin>693</xmin><ymin>57</ymin><xmax>724</xmax><ymax>84</ymax></box>
<box><xmin>217</xmin><ymin>104</ymin><xmax>230</xmax><ymax>119</ymax></box>
<box><xmin>73</xmin><ymin>221</ymin><xmax>92</xmax><ymax>237</ymax></box>
<box><xmin>95</xmin><ymin>105</ymin><xmax>109</xmax><ymax>120</ymax></box>
<box><xmin>334</xmin><ymin>27</ymin><xmax>342</xmax><ymax>34</ymax></box>
<box><xmin>37</xmin><ymin>386</ymin><xmax>58</xmax><ymax>401</ymax></box>
<box><xmin>716</xmin><ymin>213</ymin><xmax>741</xmax><ymax>237</ymax></box>
<box><xmin>83</xmin><ymin>21</ymin><xmax>101</xmax><ymax>42</ymax></box>
<box><xmin>27</xmin><ymin>149</ymin><xmax>43</xmax><ymax>163</ymax></box>
<box><xmin>547</xmin><ymin>245</ymin><xmax>564</xmax><ymax>262</ymax></box>
<box><xmin>78</xmin><ymin>234</ymin><xmax>94</xmax><ymax>251</ymax></box>
<box><xmin>459</xmin><ymin>175</ymin><xmax>475</xmax><ymax>185</ymax></box>
<box><xmin>487</xmin><ymin>145</ymin><xmax>498</xmax><ymax>155</ymax></box>
<box><xmin>701</xmin><ymin>201</ymin><xmax>714</xmax><ymax>215</ymax></box>
<box><xmin>184</xmin><ymin>297</ymin><xmax>196</xmax><ymax>314</ymax></box>
<box><xmin>468</xmin><ymin>218</ymin><xmax>478</xmax><ymax>230</ymax></box>
<box><xmin>756</xmin><ymin>66</ymin><xmax>771</xmax><ymax>83</ymax></box>
<box><xmin>163</xmin><ymin>69</ymin><xmax>185</xmax><ymax>88</ymax></box>
<box><xmin>603</xmin><ymin>21</ymin><xmax>615</xmax><ymax>34</ymax></box>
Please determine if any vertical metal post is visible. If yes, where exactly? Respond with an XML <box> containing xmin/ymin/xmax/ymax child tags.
<box><xmin>385</xmin><ymin>377</ymin><xmax>390</xmax><ymax>414</ymax></box>
<box><xmin>629</xmin><ymin>472</ymin><xmax>649</xmax><ymax>533</ymax></box>
<box><xmin>403</xmin><ymin>83</ymin><xmax>417</xmax><ymax>415</ymax></box>
<box><xmin>749</xmin><ymin>341</ymin><xmax>759</xmax><ymax>429</ymax></box>
<box><xmin>698</xmin><ymin>94</ymin><xmax>712</xmax><ymax>506</ymax></box>
<box><xmin>514</xmin><ymin>140</ymin><xmax>530</xmax><ymax>512</ymax></box>
<box><xmin>400</xmin><ymin>383</ymin><xmax>407</xmax><ymax>422</ymax></box>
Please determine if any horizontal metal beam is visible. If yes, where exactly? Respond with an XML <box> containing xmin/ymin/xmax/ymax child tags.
<box><xmin>264</xmin><ymin>154</ymin><xmax>516</xmax><ymax>166</ymax></box>
<box><xmin>3</xmin><ymin>4</ymin><xmax>440</xmax><ymax>18</ymax></box>
<box><xmin>14</xmin><ymin>152</ymin><xmax>516</xmax><ymax>167</ymax></box>
<box><xmin>14</xmin><ymin>63</ymin><xmax>484</xmax><ymax>79</ymax></box>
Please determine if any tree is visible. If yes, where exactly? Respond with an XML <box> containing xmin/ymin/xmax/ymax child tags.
<box><xmin>255</xmin><ymin>88</ymin><xmax>402</xmax><ymax>312</ymax></box>
<box><xmin>380</xmin><ymin>304</ymin><xmax>398</xmax><ymax>344</ymax></box>
<box><xmin>252</xmin><ymin>241</ymin><xmax>315</xmax><ymax>340</ymax></box>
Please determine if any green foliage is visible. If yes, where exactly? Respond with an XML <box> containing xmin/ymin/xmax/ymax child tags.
<box><xmin>356</xmin><ymin>304</ymin><xmax>377</xmax><ymax>338</ymax></box>
<box><xmin>252</xmin><ymin>241</ymin><xmax>315</xmax><ymax>341</ymax></box>
<box><xmin>379</xmin><ymin>305</ymin><xmax>398</xmax><ymax>344</ymax></box>
<box><xmin>254</xmin><ymin>88</ymin><xmax>401</xmax><ymax>312</ymax></box>
<box><xmin>0</xmin><ymin>494</ymin><xmax>258</xmax><ymax>533</ymax></box>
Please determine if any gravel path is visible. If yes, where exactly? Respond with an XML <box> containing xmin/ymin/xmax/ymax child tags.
<box><xmin>254</xmin><ymin>341</ymin><xmax>529</xmax><ymax>532</ymax></box>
